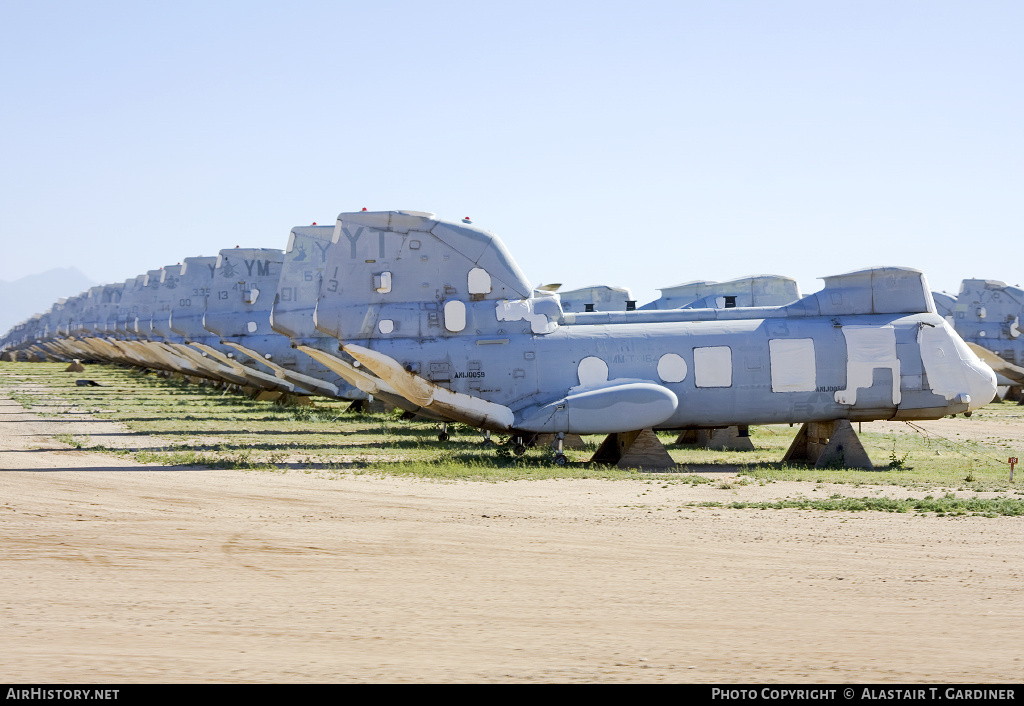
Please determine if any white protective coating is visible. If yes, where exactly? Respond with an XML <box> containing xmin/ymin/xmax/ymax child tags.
<box><xmin>657</xmin><ymin>353</ymin><xmax>688</xmax><ymax>383</ymax></box>
<box><xmin>919</xmin><ymin>320</ymin><xmax>990</xmax><ymax>404</ymax></box>
<box><xmin>444</xmin><ymin>300</ymin><xmax>467</xmax><ymax>332</ymax></box>
<box><xmin>244</xmin><ymin>288</ymin><xmax>259</xmax><ymax>304</ymax></box>
<box><xmin>495</xmin><ymin>299</ymin><xmax>558</xmax><ymax>334</ymax></box>
<box><xmin>768</xmin><ymin>338</ymin><xmax>816</xmax><ymax>392</ymax></box>
<box><xmin>378</xmin><ymin>319</ymin><xmax>394</xmax><ymax>334</ymax></box>
<box><xmin>577</xmin><ymin>356</ymin><xmax>609</xmax><ymax>387</ymax></box>
<box><xmin>468</xmin><ymin>267</ymin><xmax>492</xmax><ymax>295</ymax></box>
<box><xmin>919</xmin><ymin>324</ymin><xmax>964</xmax><ymax>400</ymax></box>
<box><xmin>246</xmin><ymin>321</ymin><xmax>258</xmax><ymax>333</ymax></box>
<box><xmin>693</xmin><ymin>346</ymin><xmax>733</xmax><ymax>388</ymax></box>
<box><xmin>374</xmin><ymin>272</ymin><xmax>392</xmax><ymax>294</ymax></box>
<box><xmin>834</xmin><ymin>325</ymin><xmax>900</xmax><ymax>405</ymax></box>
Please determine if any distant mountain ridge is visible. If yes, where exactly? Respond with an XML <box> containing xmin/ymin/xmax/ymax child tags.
<box><xmin>0</xmin><ymin>267</ymin><xmax>98</xmax><ymax>337</ymax></box>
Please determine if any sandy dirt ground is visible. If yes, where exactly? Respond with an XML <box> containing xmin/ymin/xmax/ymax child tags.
<box><xmin>2</xmin><ymin>395</ymin><xmax>1023</xmax><ymax>684</ymax></box>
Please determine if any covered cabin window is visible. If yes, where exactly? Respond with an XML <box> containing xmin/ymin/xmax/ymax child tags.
<box><xmin>444</xmin><ymin>300</ymin><xmax>466</xmax><ymax>332</ymax></box>
<box><xmin>693</xmin><ymin>346</ymin><xmax>733</xmax><ymax>387</ymax></box>
<box><xmin>769</xmin><ymin>338</ymin><xmax>816</xmax><ymax>392</ymax></box>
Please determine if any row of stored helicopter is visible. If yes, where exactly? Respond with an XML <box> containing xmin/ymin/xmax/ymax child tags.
<box><xmin>0</xmin><ymin>209</ymin><xmax>1007</xmax><ymax>468</ymax></box>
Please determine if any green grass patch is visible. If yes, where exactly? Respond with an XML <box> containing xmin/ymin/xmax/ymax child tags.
<box><xmin>3</xmin><ymin>360</ymin><xmax>1024</xmax><ymax>498</ymax></box>
<box><xmin>54</xmin><ymin>433</ymin><xmax>84</xmax><ymax>448</ymax></box>
<box><xmin>691</xmin><ymin>493</ymin><xmax>1024</xmax><ymax>517</ymax></box>
<box><xmin>9</xmin><ymin>391</ymin><xmax>40</xmax><ymax>408</ymax></box>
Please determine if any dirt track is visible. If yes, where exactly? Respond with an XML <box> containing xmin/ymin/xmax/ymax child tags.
<box><xmin>2</xmin><ymin>396</ymin><xmax>1023</xmax><ymax>683</ymax></box>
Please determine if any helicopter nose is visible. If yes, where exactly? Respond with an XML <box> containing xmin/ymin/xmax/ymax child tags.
<box><xmin>923</xmin><ymin>320</ymin><xmax>998</xmax><ymax>413</ymax></box>
<box><xmin>964</xmin><ymin>356</ymin><xmax>998</xmax><ymax>412</ymax></box>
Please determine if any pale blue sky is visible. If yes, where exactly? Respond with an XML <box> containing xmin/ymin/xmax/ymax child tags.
<box><xmin>2</xmin><ymin>1</ymin><xmax>1021</xmax><ymax>308</ymax></box>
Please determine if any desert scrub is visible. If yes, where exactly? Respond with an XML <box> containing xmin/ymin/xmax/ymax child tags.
<box><xmin>2</xmin><ymin>361</ymin><xmax>1023</xmax><ymax>494</ymax></box>
<box><xmin>690</xmin><ymin>494</ymin><xmax>1024</xmax><ymax>517</ymax></box>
